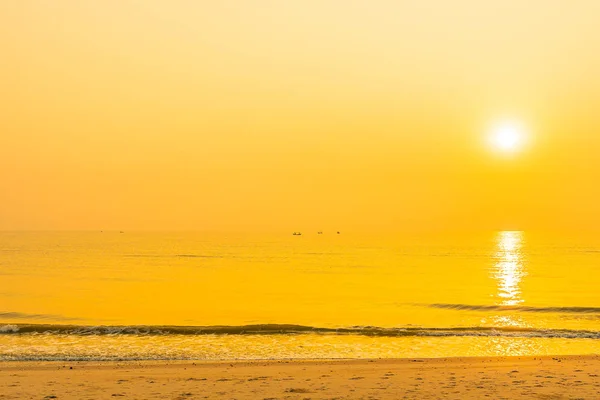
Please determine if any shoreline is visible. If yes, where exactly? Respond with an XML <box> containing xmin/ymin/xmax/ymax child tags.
<box><xmin>1</xmin><ymin>355</ymin><xmax>598</xmax><ymax>399</ymax></box>
<box><xmin>1</xmin><ymin>353</ymin><xmax>599</xmax><ymax>364</ymax></box>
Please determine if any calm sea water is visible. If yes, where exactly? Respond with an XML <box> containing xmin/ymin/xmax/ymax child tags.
<box><xmin>1</xmin><ymin>231</ymin><xmax>599</xmax><ymax>360</ymax></box>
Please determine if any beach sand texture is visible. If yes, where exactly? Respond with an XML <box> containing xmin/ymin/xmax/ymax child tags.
<box><xmin>1</xmin><ymin>355</ymin><xmax>598</xmax><ymax>399</ymax></box>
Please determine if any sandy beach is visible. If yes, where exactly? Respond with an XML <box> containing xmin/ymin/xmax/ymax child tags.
<box><xmin>1</xmin><ymin>355</ymin><xmax>598</xmax><ymax>399</ymax></box>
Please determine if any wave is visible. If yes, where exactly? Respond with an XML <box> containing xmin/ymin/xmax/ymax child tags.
<box><xmin>429</xmin><ymin>303</ymin><xmax>600</xmax><ymax>314</ymax></box>
<box><xmin>0</xmin><ymin>311</ymin><xmax>78</xmax><ymax>321</ymax></box>
<box><xmin>1</xmin><ymin>324</ymin><xmax>600</xmax><ymax>339</ymax></box>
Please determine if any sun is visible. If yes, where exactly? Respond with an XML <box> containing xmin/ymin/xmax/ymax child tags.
<box><xmin>489</xmin><ymin>122</ymin><xmax>525</xmax><ymax>153</ymax></box>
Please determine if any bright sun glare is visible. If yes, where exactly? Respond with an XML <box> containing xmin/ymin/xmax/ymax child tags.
<box><xmin>489</xmin><ymin>122</ymin><xmax>525</xmax><ymax>152</ymax></box>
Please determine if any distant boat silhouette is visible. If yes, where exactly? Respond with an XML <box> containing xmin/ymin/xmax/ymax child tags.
<box><xmin>317</xmin><ymin>231</ymin><xmax>323</xmax><ymax>235</ymax></box>
<box><xmin>292</xmin><ymin>232</ymin><xmax>302</xmax><ymax>236</ymax></box>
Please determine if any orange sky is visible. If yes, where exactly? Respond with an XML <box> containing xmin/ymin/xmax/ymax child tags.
<box><xmin>2</xmin><ymin>1</ymin><xmax>600</xmax><ymax>232</ymax></box>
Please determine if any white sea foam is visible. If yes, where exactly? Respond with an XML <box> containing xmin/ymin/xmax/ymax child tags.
<box><xmin>0</xmin><ymin>325</ymin><xmax>19</xmax><ymax>333</ymax></box>
<box><xmin>1</xmin><ymin>331</ymin><xmax>600</xmax><ymax>361</ymax></box>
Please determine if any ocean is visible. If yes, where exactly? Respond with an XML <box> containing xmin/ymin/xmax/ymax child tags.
<box><xmin>1</xmin><ymin>231</ymin><xmax>599</xmax><ymax>361</ymax></box>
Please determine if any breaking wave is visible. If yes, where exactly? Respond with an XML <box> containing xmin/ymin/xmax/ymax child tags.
<box><xmin>1</xmin><ymin>324</ymin><xmax>600</xmax><ymax>339</ymax></box>
<box><xmin>428</xmin><ymin>303</ymin><xmax>600</xmax><ymax>314</ymax></box>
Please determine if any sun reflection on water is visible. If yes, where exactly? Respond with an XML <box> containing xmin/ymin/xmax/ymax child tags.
<box><xmin>490</xmin><ymin>231</ymin><xmax>527</xmax><ymax>327</ymax></box>
<box><xmin>494</xmin><ymin>231</ymin><xmax>526</xmax><ymax>306</ymax></box>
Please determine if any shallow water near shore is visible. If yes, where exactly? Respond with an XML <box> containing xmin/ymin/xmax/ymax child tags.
<box><xmin>1</xmin><ymin>231</ymin><xmax>599</xmax><ymax>360</ymax></box>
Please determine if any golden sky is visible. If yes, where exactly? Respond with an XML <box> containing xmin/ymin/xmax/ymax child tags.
<box><xmin>2</xmin><ymin>1</ymin><xmax>600</xmax><ymax>232</ymax></box>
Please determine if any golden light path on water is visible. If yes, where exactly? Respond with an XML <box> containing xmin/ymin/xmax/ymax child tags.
<box><xmin>490</xmin><ymin>231</ymin><xmax>527</xmax><ymax>328</ymax></box>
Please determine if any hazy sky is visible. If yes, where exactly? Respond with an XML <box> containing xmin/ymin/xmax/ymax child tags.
<box><xmin>2</xmin><ymin>1</ymin><xmax>600</xmax><ymax>232</ymax></box>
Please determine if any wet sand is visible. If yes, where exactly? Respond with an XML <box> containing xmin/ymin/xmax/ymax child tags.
<box><xmin>1</xmin><ymin>355</ymin><xmax>598</xmax><ymax>399</ymax></box>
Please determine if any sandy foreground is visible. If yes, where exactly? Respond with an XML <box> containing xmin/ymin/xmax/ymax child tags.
<box><xmin>0</xmin><ymin>355</ymin><xmax>599</xmax><ymax>399</ymax></box>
